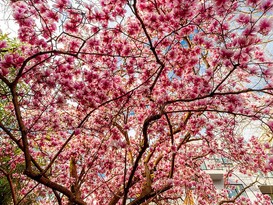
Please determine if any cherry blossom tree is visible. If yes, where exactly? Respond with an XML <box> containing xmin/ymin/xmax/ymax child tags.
<box><xmin>1</xmin><ymin>0</ymin><xmax>273</xmax><ymax>204</ymax></box>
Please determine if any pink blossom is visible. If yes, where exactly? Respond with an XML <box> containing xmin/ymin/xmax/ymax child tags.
<box><xmin>0</xmin><ymin>41</ymin><xmax>7</xmax><ymax>49</ymax></box>
<box><xmin>260</xmin><ymin>0</ymin><xmax>273</xmax><ymax>10</ymax></box>
<box><xmin>247</xmin><ymin>0</ymin><xmax>261</xmax><ymax>5</ymax></box>
<box><xmin>220</xmin><ymin>48</ymin><xmax>234</xmax><ymax>59</ymax></box>
<box><xmin>54</xmin><ymin>0</ymin><xmax>70</xmax><ymax>10</ymax></box>
<box><xmin>74</xmin><ymin>128</ymin><xmax>81</xmax><ymax>135</ymax></box>
<box><xmin>0</xmin><ymin>67</ymin><xmax>9</xmax><ymax>76</ymax></box>
<box><xmin>268</xmin><ymin>121</ymin><xmax>273</xmax><ymax>129</ymax></box>
<box><xmin>258</xmin><ymin>18</ymin><xmax>272</xmax><ymax>35</ymax></box>
<box><xmin>265</xmin><ymin>143</ymin><xmax>270</xmax><ymax>149</ymax></box>
<box><xmin>214</xmin><ymin>0</ymin><xmax>228</xmax><ymax>7</ymax></box>
<box><xmin>236</xmin><ymin>14</ymin><xmax>251</xmax><ymax>25</ymax></box>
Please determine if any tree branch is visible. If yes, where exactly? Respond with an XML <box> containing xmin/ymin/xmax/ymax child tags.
<box><xmin>130</xmin><ymin>0</ymin><xmax>165</xmax><ymax>92</ymax></box>
<box><xmin>0</xmin><ymin>168</ymin><xmax>17</xmax><ymax>205</ymax></box>
<box><xmin>122</xmin><ymin>113</ymin><xmax>162</xmax><ymax>205</ymax></box>
<box><xmin>128</xmin><ymin>184</ymin><xmax>172</xmax><ymax>205</ymax></box>
<box><xmin>218</xmin><ymin>179</ymin><xmax>258</xmax><ymax>205</ymax></box>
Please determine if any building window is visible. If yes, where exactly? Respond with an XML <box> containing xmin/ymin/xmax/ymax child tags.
<box><xmin>200</xmin><ymin>162</ymin><xmax>207</xmax><ymax>170</ymax></box>
<box><xmin>221</xmin><ymin>157</ymin><xmax>233</xmax><ymax>166</ymax></box>
<box><xmin>266</xmin><ymin>172</ymin><xmax>273</xmax><ymax>178</ymax></box>
<box><xmin>226</xmin><ymin>184</ymin><xmax>247</xmax><ymax>198</ymax></box>
<box><xmin>201</xmin><ymin>158</ymin><xmax>223</xmax><ymax>170</ymax></box>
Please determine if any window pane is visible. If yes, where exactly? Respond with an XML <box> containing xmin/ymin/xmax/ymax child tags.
<box><xmin>226</xmin><ymin>184</ymin><xmax>247</xmax><ymax>198</ymax></box>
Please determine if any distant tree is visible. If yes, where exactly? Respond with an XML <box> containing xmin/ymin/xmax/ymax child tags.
<box><xmin>0</xmin><ymin>33</ymin><xmax>38</xmax><ymax>205</ymax></box>
<box><xmin>1</xmin><ymin>0</ymin><xmax>273</xmax><ymax>204</ymax></box>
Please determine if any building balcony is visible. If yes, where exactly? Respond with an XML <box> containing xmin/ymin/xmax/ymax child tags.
<box><xmin>201</xmin><ymin>158</ymin><xmax>225</xmax><ymax>181</ymax></box>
